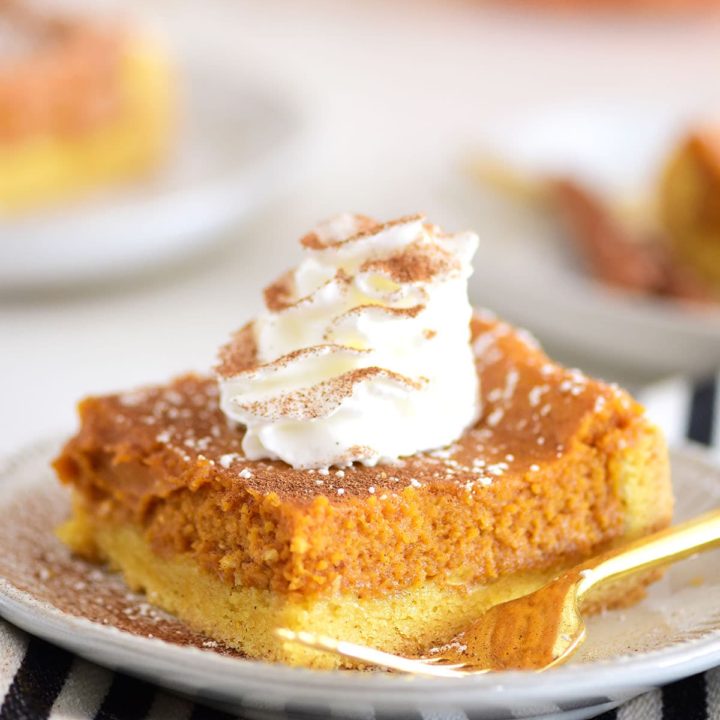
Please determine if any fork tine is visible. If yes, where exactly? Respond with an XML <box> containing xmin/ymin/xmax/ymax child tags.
<box><xmin>417</xmin><ymin>656</ymin><xmax>447</xmax><ymax>664</ymax></box>
<box><xmin>275</xmin><ymin>628</ymin><xmax>472</xmax><ymax>677</ymax></box>
<box><xmin>420</xmin><ymin>658</ymin><xmax>473</xmax><ymax>671</ymax></box>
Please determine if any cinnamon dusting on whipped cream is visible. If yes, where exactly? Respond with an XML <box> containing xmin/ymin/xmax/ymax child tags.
<box><xmin>263</xmin><ymin>270</ymin><xmax>295</xmax><ymax>312</ymax></box>
<box><xmin>240</xmin><ymin>367</ymin><xmax>425</xmax><ymax>422</ymax></box>
<box><xmin>326</xmin><ymin>303</ymin><xmax>426</xmax><ymax>333</ymax></box>
<box><xmin>299</xmin><ymin>213</ymin><xmax>391</xmax><ymax>250</ymax></box>
<box><xmin>217</xmin><ymin>213</ymin><xmax>480</xmax><ymax>469</ymax></box>
<box><xmin>360</xmin><ymin>241</ymin><xmax>459</xmax><ymax>284</ymax></box>
<box><xmin>216</xmin><ymin>323</ymin><xmax>257</xmax><ymax>377</ymax></box>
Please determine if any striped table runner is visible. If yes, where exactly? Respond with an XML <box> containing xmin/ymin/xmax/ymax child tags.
<box><xmin>0</xmin><ymin>374</ymin><xmax>718</xmax><ymax>720</ymax></box>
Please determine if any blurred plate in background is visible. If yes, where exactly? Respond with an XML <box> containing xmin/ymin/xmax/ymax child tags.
<box><xmin>0</xmin><ymin>61</ymin><xmax>309</xmax><ymax>293</ymax></box>
<box><xmin>460</xmin><ymin>101</ymin><xmax>720</xmax><ymax>378</ymax></box>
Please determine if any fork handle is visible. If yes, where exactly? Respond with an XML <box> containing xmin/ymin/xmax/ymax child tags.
<box><xmin>576</xmin><ymin>508</ymin><xmax>720</xmax><ymax>598</ymax></box>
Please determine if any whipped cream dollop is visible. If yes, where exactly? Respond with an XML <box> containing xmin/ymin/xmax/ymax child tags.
<box><xmin>216</xmin><ymin>214</ymin><xmax>480</xmax><ymax>469</ymax></box>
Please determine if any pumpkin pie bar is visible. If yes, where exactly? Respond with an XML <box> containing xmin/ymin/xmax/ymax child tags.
<box><xmin>0</xmin><ymin>2</ymin><xmax>173</xmax><ymax>212</ymax></box>
<box><xmin>53</xmin><ymin>216</ymin><xmax>672</xmax><ymax>669</ymax></box>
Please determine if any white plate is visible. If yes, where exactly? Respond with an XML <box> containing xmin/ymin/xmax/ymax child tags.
<box><xmin>460</xmin><ymin>102</ymin><xmax>720</xmax><ymax>376</ymax></box>
<box><xmin>0</xmin><ymin>62</ymin><xmax>309</xmax><ymax>292</ymax></box>
<box><xmin>0</xmin><ymin>438</ymin><xmax>719</xmax><ymax>719</ymax></box>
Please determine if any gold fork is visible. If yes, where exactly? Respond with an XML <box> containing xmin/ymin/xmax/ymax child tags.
<box><xmin>277</xmin><ymin>508</ymin><xmax>720</xmax><ymax>675</ymax></box>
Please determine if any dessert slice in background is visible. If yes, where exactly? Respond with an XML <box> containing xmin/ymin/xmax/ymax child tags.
<box><xmin>53</xmin><ymin>216</ymin><xmax>672</xmax><ymax>669</ymax></box>
<box><xmin>0</xmin><ymin>1</ymin><xmax>174</xmax><ymax>212</ymax></box>
<box><xmin>661</xmin><ymin>127</ymin><xmax>720</xmax><ymax>294</ymax></box>
<box><xmin>472</xmin><ymin>124</ymin><xmax>720</xmax><ymax>305</ymax></box>
<box><xmin>551</xmin><ymin>178</ymin><xmax>716</xmax><ymax>303</ymax></box>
